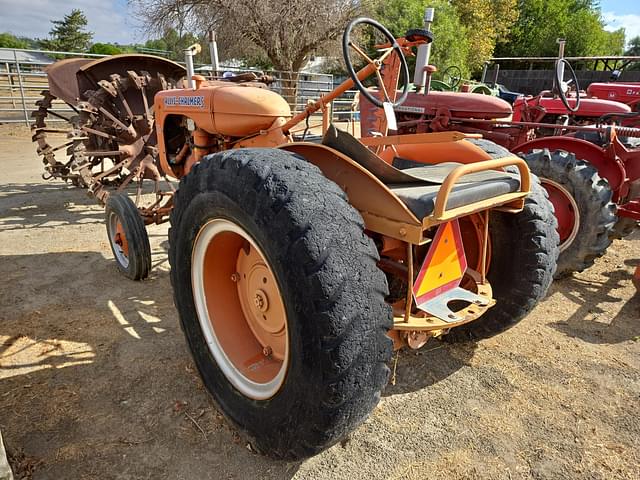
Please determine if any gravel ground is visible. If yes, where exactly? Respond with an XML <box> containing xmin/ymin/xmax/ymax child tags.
<box><xmin>0</xmin><ymin>125</ymin><xmax>638</xmax><ymax>480</ymax></box>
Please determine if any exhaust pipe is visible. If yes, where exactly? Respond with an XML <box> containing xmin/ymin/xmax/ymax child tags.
<box><xmin>414</xmin><ymin>7</ymin><xmax>434</xmax><ymax>94</ymax></box>
<box><xmin>184</xmin><ymin>43</ymin><xmax>202</xmax><ymax>89</ymax></box>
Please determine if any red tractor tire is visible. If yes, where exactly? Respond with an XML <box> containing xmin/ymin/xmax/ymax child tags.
<box><xmin>521</xmin><ymin>149</ymin><xmax>617</xmax><ymax>277</ymax></box>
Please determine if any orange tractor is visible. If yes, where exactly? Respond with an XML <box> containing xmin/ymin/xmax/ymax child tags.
<box><xmin>34</xmin><ymin>19</ymin><xmax>559</xmax><ymax>458</ymax></box>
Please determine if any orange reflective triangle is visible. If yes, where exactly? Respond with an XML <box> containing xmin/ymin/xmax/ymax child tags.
<box><xmin>413</xmin><ymin>220</ymin><xmax>467</xmax><ymax>303</ymax></box>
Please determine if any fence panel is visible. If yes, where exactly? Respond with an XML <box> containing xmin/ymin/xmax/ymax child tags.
<box><xmin>0</xmin><ymin>48</ymin><xmax>357</xmax><ymax>128</ymax></box>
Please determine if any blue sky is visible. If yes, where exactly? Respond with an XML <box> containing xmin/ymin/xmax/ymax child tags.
<box><xmin>600</xmin><ymin>0</ymin><xmax>640</xmax><ymax>41</ymax></box>
<box><xmin>0</xmin><ymin>0</ymin><xmax>638</xmax><ymax>46</ymax></box>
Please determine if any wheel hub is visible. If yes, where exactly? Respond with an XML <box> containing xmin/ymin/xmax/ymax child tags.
<box><xmin>237</xmin><ymin>247</ymin><xmax>287</xmax><ymax>360</ymax></box>
<box><xmin>191</xmin><ymin>219</ymin><xmax>289</xmax><ymax>400</ymax></box>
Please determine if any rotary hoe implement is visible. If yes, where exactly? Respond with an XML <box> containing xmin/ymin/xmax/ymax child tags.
<box><xmin>33</xmin><ymin>18</ymin><xmax>559</xmax><ymax>458</ymax></box>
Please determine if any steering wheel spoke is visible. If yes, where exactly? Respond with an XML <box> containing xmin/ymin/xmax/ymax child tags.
<box><xmin>349</xmin><ymin>42</ymin><xmax>375</xmax><ymax>65</ymax></box>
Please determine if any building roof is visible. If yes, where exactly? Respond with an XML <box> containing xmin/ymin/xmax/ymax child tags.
<box><xmin>0</xmin><ymin>49</ymin><xmax>54</xmax><ymax>65</ymax></box>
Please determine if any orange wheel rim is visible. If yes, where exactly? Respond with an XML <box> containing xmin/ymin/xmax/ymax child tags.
<box><xmin>115</xmin><ymin>221</ymin><xmax>129</xmax><ymax>257</ymax></box>
<box><xmin>191</xmin><ymin>219</ymin><xmax>289</xmax><ymax>400</ymax></box>
<box><xmin>108</xmin><ymin>211</ymin><xmax>130</xmax><ymax>268</ymax></box>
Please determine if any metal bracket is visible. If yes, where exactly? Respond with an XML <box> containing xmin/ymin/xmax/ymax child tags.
<box><xmin>416</xmin><ymin>287</ymin><xmax>490</xmax><ymax>323</ymax></box>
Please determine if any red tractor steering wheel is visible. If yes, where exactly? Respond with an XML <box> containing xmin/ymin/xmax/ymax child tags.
<box><xmin>342</xmin><ymin>17</ymin><xmax>410</xmax><ymax>109</ymax></box>
<box><xmin>554</xmin><ymin>58</ymin><xmax>581</xmax><ymax>113</ymax></box>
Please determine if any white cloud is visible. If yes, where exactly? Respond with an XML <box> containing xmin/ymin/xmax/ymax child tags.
<box><xmin>603</xmin><ymin>12</ymin><xmax>640</xmax><ymax>44</ymax></box>
<box><xmin>0</xmin><ymin>0</ymin><xmax>143</xmax><ymax>45</ymax></box>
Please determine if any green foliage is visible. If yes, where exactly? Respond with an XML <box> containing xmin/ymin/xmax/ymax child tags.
<box><xmin>626</xmin><ymin>36</ymin><xmax>640</xmax><ymax>56</ymax></box>
<box><xmin>40</xmin><ymin>9</ymin><xmax>93</xmax><ymax>52</ymax></box>
<box><xmin>494</xmin><ymin>0</ymin><xmax>625</xmax><ymax>58</ymax></box>
<box><xmin>625</xmin><ymin>36</ymin><xmax>640</xmax><ymax>71</ymax></box>
<box><xmin>376</xmin><ymin>0</ymin><xmax>471</xmax><ymax>79</ymax></box>
<box><xmin>0</xmin><ymin>32</ymin><xmax>30</xmax><ymax>49</ymax></box>
<box><xmin>88</xmin><ymin>43</ymin><xmax>123</xmax><ymax>55</ymax></box>
<box><xmin>450</xmin><ymin>0</ymin><xmax>518</xmax><ymax>72</ymax></box>
<box><xmin>143</xmin><ymin>28</ymin><xmax>206</xmax><ymax>62</ymax></box>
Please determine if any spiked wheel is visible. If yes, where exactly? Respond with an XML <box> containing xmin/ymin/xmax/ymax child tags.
<box><xmin>32</xmin><ymin>70</ymin><xmax>181</xmax><ymax>223</ymax></box>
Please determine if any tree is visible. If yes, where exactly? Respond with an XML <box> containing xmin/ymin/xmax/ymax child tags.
<box><xmin>88</xmin><ymin>43</ymin><xmax>123</xmax><ymax>55</ymax></box>
<box><xmin>40</xmin><ymin>9</ymin><xmax>93</xmax><ymax>52</ymax></box>
<box><xmin>451</xmin><ymin>0</ymin><xmax>518</xmax><ymax>72</ymax></box>
<box><xmin>626</xmin><ymin>36</ymin><xmax>640</xmax><ymax>56</ymax></box>
<box><xmin>494</xmin><ymin>0</ymin><xmax>625</xmax><ymax>58</ymax></box>
<box><xmin>131</xmin><ymin>0</ymin><xmax>363</xmax><ymax>107</ymax></box>
<box><xmin>376</xmin><ymin>0</ymin><xmax>472</xmax><ymax>78</ymax></box>
<box><xmin>0</xmin><ymin>32</ymin><xmax>30</xmax><ymax>49</ymax></box>
<box><xmin>625</xmin><ymin>36</ymin><xmax>640</xmax><ymax>71</ymax></box>
<box><xmin>143</xmin><ymin>28</ymin><xmax>203</xmax><ymax>61</ymax></box>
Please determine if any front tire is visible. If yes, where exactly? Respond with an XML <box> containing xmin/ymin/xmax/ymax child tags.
<box><xmin>168</xmin><ymin>148</ymin><xmax>392</xmax><ymax>459</ymax></box>
<box><xmin>105</xmin><ymin>193</ymin><xmax>151</xmax><ymax>280</ymax></box>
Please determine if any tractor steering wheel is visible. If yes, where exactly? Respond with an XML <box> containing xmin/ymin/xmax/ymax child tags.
<box><xmin>442</xmin><ymin>65</ymin><xmax>462</xmax><ymax>90</ymax></box>
<box><xmin>342</xmin><ymin>17</ymin><xmax>410</xmax><ymax>108</ymax></box>
<box><xmin>554</xmin><ymin>58</ymin><xmax>581</xmax><ymax>113</ymax></box>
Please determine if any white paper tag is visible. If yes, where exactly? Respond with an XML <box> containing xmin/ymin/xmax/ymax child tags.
<box><xmin>383</xmin><ymin>101</ymin><xmax>398</xmax><ymax>131</ymax></box>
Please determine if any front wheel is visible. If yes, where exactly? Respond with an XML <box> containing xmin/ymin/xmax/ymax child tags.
<box><xmin>521</xmin><ymin>149</ymin><xmax>616</xmax><ymax>277</ymax></box>
<box><xmin>105</xmin><ymin>193</ymin><xmax>151</xmax><ymax>280</ymax></box>
<box><xmin>169</xmin><ymin>148</ymin><xmax>392</xmax><ymax>459</ymax></box>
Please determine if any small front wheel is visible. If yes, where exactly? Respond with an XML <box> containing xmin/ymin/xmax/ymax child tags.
<box><xmin>105</xmin><ymin>193</ymin><xmax>151</xmax><ymax>280</ymax></box>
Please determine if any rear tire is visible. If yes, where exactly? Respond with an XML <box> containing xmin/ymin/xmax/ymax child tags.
<box><xmin>168</xmin><ymin>148</ymin><xmax>392</xmax><ymax>459</ymax></box>
<box><xmin>446</xmin><ymin>176</ymin><xmax>559</xmax><ymax>341</ymax></box>
<box><xmin>522</xmin><ymin>149</ymin><xmax>616</xmax><ymax>277</ymax></box>
<box><xmin>105</xmin><ymin>193</ymin><xmax>151</xmax><ymax>280</ymax></box>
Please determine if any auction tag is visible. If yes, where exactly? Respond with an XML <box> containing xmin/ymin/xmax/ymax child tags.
<box><xmin>383</xmin><ymin>101</ymin><xmax>398</xmax><ymax>131</ymax></box>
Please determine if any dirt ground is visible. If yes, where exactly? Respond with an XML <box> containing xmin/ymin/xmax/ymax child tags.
<box><xmin>0</xmin><ymin>124</ymin><xmax>638</xmax><ymax>480</ymax></box>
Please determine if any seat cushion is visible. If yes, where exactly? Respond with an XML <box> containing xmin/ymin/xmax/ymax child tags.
<box><xmin>389</xmin><ymin>173</ymin><xmax>520</xmax><ymax>218</ymax></box>
<box><xmin>320</xmin><ymin>125</ymin><xmax>521</xmax><ymax>219</ymax></box>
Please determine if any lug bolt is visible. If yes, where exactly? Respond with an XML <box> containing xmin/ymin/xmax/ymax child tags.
<box><xmin>230</xmin><ymin>272</ymin><xmax>240</xmax><ymax>282</ymax></box>
<box><xmin>263</xmin><ymin>346</ymin><xmax>272</xmax><ymax>357</ymax></box>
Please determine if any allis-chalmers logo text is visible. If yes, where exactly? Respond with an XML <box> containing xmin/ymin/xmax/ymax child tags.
<box><xmin>164</xmin><ymin>96</ymin><xmax>205</xmax><ymax>108</ymax></box>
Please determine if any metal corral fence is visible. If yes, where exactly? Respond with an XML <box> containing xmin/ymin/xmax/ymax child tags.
<box><xmin>0</xmin><ymin>48</ymin><xmax>358</xmax><ymax>127</ymax></box>
<box><xmin>484</xmin><ymin>55</ymin><xmax>640</xmax><ymax>96</ymax></box>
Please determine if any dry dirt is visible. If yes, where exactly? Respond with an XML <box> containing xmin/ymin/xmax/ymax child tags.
<box><xmin>0</xmin><ymin>124</ymin><xmax>638</xmax><ymax>480</ymax></box>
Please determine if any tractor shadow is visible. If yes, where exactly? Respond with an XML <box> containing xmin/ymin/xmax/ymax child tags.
<box><xmin>0</xmin><ymin>250</ymin><xmax>302</xmax><ymax>480</ymax></box>
<box><xmin>0</xmin><ymin>181</ymin><xmax>103</xmax><ymax>232</ymax></box>
<box><xmin>383</xmin><ymin>340</ymin><xmax>477</xmax><ymax>396</ymax></box>
<box><xmin>549</xmin><ymin>259</ymin><xmax>640</xmax><ymax>344</ymax></box>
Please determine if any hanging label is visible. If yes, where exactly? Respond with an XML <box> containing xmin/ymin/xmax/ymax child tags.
<box><xmin>383</xmin><ymin>101</ymin><xmax>398</xmax><ymax>131</ymax></box>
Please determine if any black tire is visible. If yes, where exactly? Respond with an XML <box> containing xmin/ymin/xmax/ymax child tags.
<box><xmin>522</xmin><ymin>149</ymin><xmax>616</xmax><ymax>277</ymax></box>
<box><xmin>105</xmin><ymin>193</ymin><xmax>151</xmax><ymax>280</ymax></box>
<box><xmin>168</xmin><ymin>148</ymin><xmax>392</xmax><ymax>459</ymax></box>
<box><xmin>447</xmin><ymin>139</ymin><xmax>560</xmax><ymax>342</ymax></box>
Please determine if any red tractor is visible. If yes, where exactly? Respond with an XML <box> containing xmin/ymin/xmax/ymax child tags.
<box><xmin>361</xmin><ymin>41</ymin><xmax>640</xmax><ymax>277</ymax></box>
<box><xmin>587</xmin><ymin>73</ymin><xmax>640</xmax><ymax>114</ymax></box>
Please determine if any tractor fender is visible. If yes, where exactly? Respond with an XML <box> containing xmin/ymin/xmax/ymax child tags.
<box><xmin>515</xmin><ymin>136</ymin><xmax>625</xmax><ymax>192</ymax></box>
<box><xmin>279</xmin><ymin>142</ymin><xmax>423</xmax><ymax>242</ymax></box>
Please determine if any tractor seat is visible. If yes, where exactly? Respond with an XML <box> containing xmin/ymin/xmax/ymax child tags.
<box><xmin>321</xmin><ymin>125</ymin><xmax>520</xmax><ymax>219</ymax></box>
<box><xmin>388</xmin><ymin>163</ymin><xmax>520</xmax><ymax>218</ymax></box>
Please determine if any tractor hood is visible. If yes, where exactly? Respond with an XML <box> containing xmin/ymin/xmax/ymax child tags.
<box><xmin>156</xmin><ymin>83</ymin><xmax>292</xmax><ymax>137</ymax></box>
<box><xmin>396</xmin><ymin>91</ymin><xmax>513</xmax><ymax>119</ymax></box>
<box><xmin>535</xmin><ymin>96</ymin><xmax>631</xmax><ymax>116</ymax></box>
<box><xmin>587</xmin><ymin>82</ymin><xmax>640</xmax><ymax>105</ymax></box>
<box><xmin>359</xmin><ymin>90</ymin><xmax>512</xmax><ymax>137</ymax></box>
